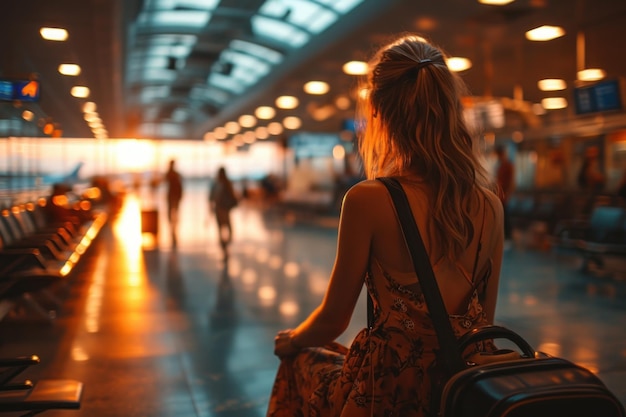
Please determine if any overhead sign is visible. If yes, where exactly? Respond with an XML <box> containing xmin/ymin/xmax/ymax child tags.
<box><xmin>573</xmin><ymin>79</ymin><xmax>623</xmax><ymax>115</ymax></box>
<box><xmin>0</xmin><ymin>79</ymin><xmax>41</xmax><ymax>102</ymax></box>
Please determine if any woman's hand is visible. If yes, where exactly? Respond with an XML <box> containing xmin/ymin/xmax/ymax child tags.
<box><xmin>274</xmin><ymin>329</ymin><xmax>302</xmax><ymax>358</ymax></box>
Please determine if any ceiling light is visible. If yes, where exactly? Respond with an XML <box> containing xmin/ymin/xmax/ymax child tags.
<box><xmin>283</xmin><ymin>116</ymin><xmax>301</xmax><ymax>130</ymax></box>
<box><xmin>275</xmin><ymin>95</ymin><xmax>299</xmax><ymax>109</ymax></box>
<box><xmin>22</xmin><ymin>110</ymin><xmax>34</xmax><ymax>122</ymax></box>
<box><xmin>58</xmin><ymin>64</ymin><xmax>81</xmax><ymax>76</ymax></box>
<box><xmin>342</xmin><ymin>61</ymin><xmax>369</xmax><ymax>75</ymax></box>
<box><xmin>267</xmin><ymin>122</ymin><xmax>284</xmax><ymax>136</ymax></box>
<box><xmin>335</xmin><ymin>95</ymin><xmax>351</xmax><ymax>110</ymax></box>
<box><xmin>478</xmin><ymin>0</ymin><xmax>515</xmax><ymax>4</ymax></box>
<box><xmin>239</xmin><ymin>114</ymin><xmax>257</xmax><ymax>128</ymax></box>
<box><xmin>214</xmin><ymin>127</ymin><xmax>227</xmax><ymax>140</ymax></box>
<box><xmin>255</xmin><ymin>126</ymin><xmax>269</xmax><ymax>140</ymax></box>
<box><xmin>71</xmin><ymin>86</ymin><xmax>90</xmax><ymax>98</ymax></box>
<box><xmin>577</xmin><ymin>68</ymin><xmax>606</xmax><ymax>82</ymax></box>
<box><xmin>40</xmin><ymin>27</ymin><xmax>68</xmax><ymax>41</ymax></box>
<box><xmin>82</xmin><ymin>102</ymin><xmax>97</xmax><ymax>113</ymax></box>
<box><xmin>541</xmin><ymin>97</ymin><xmax>568</xmax><ymax>110</ymax></box>
<box><xmin>255</xmin><ymin>106</ymin><xmax>275</xmax><ymax>119</ymax></box>
<box><xmin>224</xmin><ymin>121</ymin><xmax>241</xmax><ymax>134</ymax></box>
<box><xmin>204</xmin><ymin>132</ymin><xmax>216</xmax><ymax>142</ymax></box>
<box><xmin>537</xmin><ymin>79</ymin><xmax>567</xmax><ymax>91</ymax></box>
<box><xmin>243</xmin><ymin>131</ymin><xmax>256</xmax><ymax>143</ymax></box>
<box><xmin>525</xmin><ymin>25</ymin><xmax>565</xmax><ymax>41</ymax></box>
<box><xmin>446</xmin><ymin>57</ymin><xmax>472</xmax><ymax>72</ymax></box>
<box><xmin>304</xmin><ymin>81</ymin><xmax>329</xmax><ymax>95</ymax></box>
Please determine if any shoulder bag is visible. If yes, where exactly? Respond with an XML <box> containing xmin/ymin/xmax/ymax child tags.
<box><xmin>375</xmin><ymin>177</ymin><xmax>625</xmax><ymax>417</ymax></box>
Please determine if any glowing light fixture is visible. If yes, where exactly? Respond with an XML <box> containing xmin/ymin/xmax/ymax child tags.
<box><xmin>22</xmin><ymin>110</ymin><xmax>34</xmax><ymax>122</ymax></box>
<box><xmin>446</xmin><ymin>57</ymin><xmax>472</xmax><ymax>72</ymax></box>
<box><xmin>204</xmin><ymin>132</ymin><xmax>215</xmax><ymax>141</ymax></box>
<box><xmin>577</xmin><ymin>68</ymin><xmax>606</xmax><ymax>82</ymax></box>
<box><xmin>255</xmin><ymin>126</ymin><xmax>269</xmax><ymax>140</ymax></box>
<box><xmin>304</xmin><ymin>81</ymin><xmax>329</xmax><ymax>95</ymax></box>
<box><xmin>239</xmin><ymin>114</ymin><xmax>257</xmax><ymax>128</ymax></box>
<box><xmin>58</xmin><ymin>64</ymin><xmax>81</xmax><ymax>76</ymax></box>
<box><xmin>83</xmin><ymin>102</ymin><xmax>97</xmax><ymax>113</ymax></box>
<box><xmin>70</xmin><ymin>86</ymin><xmax>90</xmax><ymax>98</ymax></box>
<box><xmin>478</xmin><ymin>0</ymin><xmax>515</xmax><ymax>4</ymax></box>
<box><xmin>40</xmin><ymin>27</ymin><xmax>68</xmax><ymax>41</ymax></box>
<box><xmin>275</xmin><ymin>96</ymin><xmax>299</xmax><ymax>109</ymax></box>
<box><xmin>342</xmin><ymin>61</ymin><xmax>369</xmax><ymax>75</ymax></box>
<box><xmin>255</xmin><ymin>106</ymin><xmax>275</xmax><ymax>120</ymax></box>
<box><xmin>283</xmin><ymin>116</ymin><xmax>301</xmax><ymax>130</ymax></box>
<box><xmin>335</xmin><ymin>95</ymin><xmax>351</xmax><ymax>110</ymax></box>
<box><xmin>541</xmin><ymin>97</ymin><xmax>568</xmax><ymax>110</ymax></box>
<box><xmin>224</xmin><ymin>121</ymin><xmax>241</xmax><ymax>134</ymax></box>
<box><xmin>214</xmin><ymin>127</ymin><xmax>227</xmax><ymax>140</ymax></box>
<box><xmin>538</xmin><ymin>79</ymin><xmax>567</xmax><ymax>91</ymax></box>
<box><xmin>525</xmin><ymin>25</ymin><xmax>565</xmax><ymax>41</ymax></box>
<box><xmin>267</xmin><ymin>122</ymin><xmax>284</xmax><ymax>136</ymax></box>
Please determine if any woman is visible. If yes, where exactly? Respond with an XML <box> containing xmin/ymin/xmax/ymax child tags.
<box><xmin>209</xmin><ymin>166</ymin><xmax>238</xmax><ymax>256</ymax></box>
<box><xmin>267</xmin><ymin>34</ymin><xmax>504</xmax><ymax>417</ymax></box>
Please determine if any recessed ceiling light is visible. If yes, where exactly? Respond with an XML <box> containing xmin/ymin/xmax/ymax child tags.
<box><xmin>267</xmin><ymin>122</ymin><xmax>284</xmax><ymax>136</ymax></box>
<box><xmin>275</xmin><ymin>95</ymin><xmax>299</xmax><ymax>109</ymax></box>
<box><xmin>58</xmin><ymin>64</ymin><xmax>81</xmax><ymax>76</ymax></box>
<box><xmin>541</xmin><ymin>97</ymin><xmax>568</xmax><ymax>110</ymax></box>
<box><xmin>478</xmin><ymin>0</ymin><xmax>515</xmax><ymax>4</ymax></box>
<box><xmin>304</xmin><ymin>81</ymin><xmax>329</xmax><ymax>95</ymax></box>
<box><xmin>446</xmin><ymin>57</ymin><xmax>472</xmax><ymax>72</ymax></box>
<box><xmin>214</xmin><ymin>127</ymin><xmax>227</xmax><ymax>140</ymax></box>
<box><xmin>255</xmin><ymin>126</ymin><xmax>269</xmax><ymax>140</ymax></box>
<box><xmin>255</xmin><ymin>106</ymin><xmax>276</xmax><ymax>120</ymax></box>
<box><xmin>577</xmin><ymin>68</ymin><xmax>606</xmax><ymax>82</ymax></box>
<box><xmin>342</xmin><ymin>61</ymin><xmax>369</xmax><ymax>75</ymax></box>
<box><xmin>83</xmin><ymin>102</ymin><xmax>97</xmax><ymax>113</ymax></box>
<box><xmin>71</xmin><ymin>86</ymin><xmax>90</xmax><ymax>98</ymax></box>
<box><xmin>238</xmin><ymin>114</ymin><xmax>257</xmax><ymax>128</ymax></box>
<box><xmin>224</xmin><ymin>121</ymin><xmax>241</xmax><ymax>135</ymax></box>
<box><xmin>40</xmin><ymin>27</ymin><xmax>68</xmax><ymax>41</ymax></box>
<box><xmin>537</xmin><ymin>79</ymin><xmax>567</xmax><ymax>91</ymax></box>
<box><xmin>525</xmin><ymin>25</ymin><xmax>565</xmax><ymax>41</ymax></box>
<box><xmin>283</xmin><ymin>116</ymin><xmax>301</xmax><ymax>130</ymax></box>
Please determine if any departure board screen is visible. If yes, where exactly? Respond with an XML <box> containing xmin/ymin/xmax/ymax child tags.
<box><xmin>573</xmin><ymin>79</ymin><xmax>623</xmax><ymax>115</ymax></box>
<box><xmin>0</xmin><ymin>79</ymin><xmax>41</xmax><ymax>102</ymax></box>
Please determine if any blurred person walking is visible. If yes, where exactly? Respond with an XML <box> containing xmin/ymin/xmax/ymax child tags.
<box><xmin>209</xmin><ymin>166</ymin><xmax>238</xmax><ymax>257</ymax></box>
<box><xmin>164</xmin><ymin>159</ymin><xmax>183</xmax><ymax>246</ymax></box>
<box><xmin>267</xmin><ymin>34</ymin><xmax>503</xmax><ymax>417</ymax></box>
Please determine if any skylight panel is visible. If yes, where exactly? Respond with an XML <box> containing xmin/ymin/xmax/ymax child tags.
<box><xmin>150</xmin><ymin>0</ymin><xmax>219</xmax><ymax>9</ymax></box>
<box><xmin>138</xmin><ymin>10</ymin><xmax>210</xmax><ymax>29</ymax></box>
<box><xmin>229</xmin><ymin>40</ymin><xmax>283</xmax><ymax>65</ymax></box>
<box><xmin>318</xmin><ymin>0</ymin><xmax>365</xmax><ymax>13</ymax></box>
<box><xmin>251</xmin><ymin>16</ymin><xmax>309</xmax><ymax>48</ymax></box>
<box><xmin>208</xmin><ymin>73</ymin><xmax>245</xmax><ymax>94</ymax></box>
<box><xmin>190</xmin><ymin>85</ymin><xmax>230</xmax><ymax>105</ymax></box>
<box><xmin>140</xmin><ymin>85</ymin><xmax>171</xmax><ymax>103</ymax></box>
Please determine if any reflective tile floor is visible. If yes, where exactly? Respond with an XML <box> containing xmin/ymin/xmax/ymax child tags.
<box><xmin>0</xmin><ymin>181</ymin><xmax>625</xmax><ymax>416</ymax></box>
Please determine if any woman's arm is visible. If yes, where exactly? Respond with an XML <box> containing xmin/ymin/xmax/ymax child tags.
<box><xmin>274</xmin><ymin>182</ymin><xmax>374</xmax><ymax>357</ymax></box>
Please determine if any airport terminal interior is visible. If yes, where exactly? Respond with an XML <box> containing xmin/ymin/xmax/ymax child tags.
<box><xmin>1</xmin><ymin>0</ymin><xmax>626</xmax><ymax>416</ymax></box>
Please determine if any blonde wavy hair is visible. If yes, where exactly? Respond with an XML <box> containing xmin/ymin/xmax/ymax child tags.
<box><xmin>356</xmin><ymin>34</ymin><xmax>491</xmax><ymax>259</ymax></box>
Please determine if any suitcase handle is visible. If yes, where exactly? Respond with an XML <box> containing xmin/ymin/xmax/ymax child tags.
<box><xmin>457</xmin><ymin>325</ymin><xmax>535</xmax><ymax>358</ymax></box>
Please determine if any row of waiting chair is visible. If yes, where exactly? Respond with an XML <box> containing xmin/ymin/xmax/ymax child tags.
<box><xmin>0</xmin><ymin>186</ymin><xmax>109</xmax><ymax>415</ymax></box>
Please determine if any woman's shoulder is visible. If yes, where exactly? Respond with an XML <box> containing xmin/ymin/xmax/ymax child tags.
<box><xmin>479</xmin><ymin>186</ymin><xmax>504</xmax><ymax>219</ymax></box>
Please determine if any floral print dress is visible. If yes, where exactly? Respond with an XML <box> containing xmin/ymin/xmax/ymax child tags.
<box><xmin>266</xmin><ymin>257</ymin><xmax>492</xmax><ymax>417</ymax></box>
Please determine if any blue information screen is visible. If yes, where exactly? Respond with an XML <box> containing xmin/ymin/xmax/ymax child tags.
<box><xmin>574</xmin><ymin>79</ymin><xmax>623</xmax><ymax>115</ymax></box>
<box><xmin>0</xmin><ymin>79</ymin><xmax>41</xmax><ymax>102</ymax></box>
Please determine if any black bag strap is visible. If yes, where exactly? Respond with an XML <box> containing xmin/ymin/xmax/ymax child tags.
<box><xmin>376</xmin><ymin>177</ymin><xmax>465</xmax><ymax>374</ymax></box>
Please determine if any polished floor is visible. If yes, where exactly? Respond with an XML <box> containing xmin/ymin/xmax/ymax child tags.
<box><xmin>1</xmin><ymin>181</ymin><xmax>625</xmax><ymax>416</ymax></box>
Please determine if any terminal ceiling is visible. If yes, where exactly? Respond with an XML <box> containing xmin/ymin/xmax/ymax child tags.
<box><xmin>1</xmin><ymin>0</ymin><xmax>625</xmax><ymax>141</ymax></box>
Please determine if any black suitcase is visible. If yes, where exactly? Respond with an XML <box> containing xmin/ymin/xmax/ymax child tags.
<box><xmin>437</xmin><ymin>326</ymin><xmax>626</xmax><ymax>417</ymax></box>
